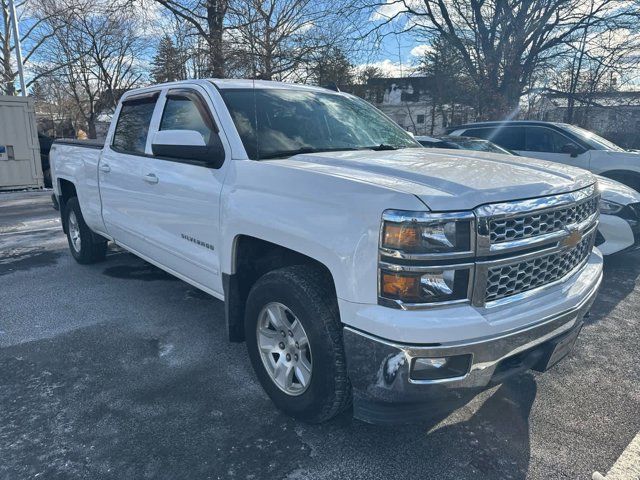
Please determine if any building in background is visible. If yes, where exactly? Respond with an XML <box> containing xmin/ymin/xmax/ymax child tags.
<box><xmin>533</xmin><ymin>91</ymin><xmax>640</xmax><ymax>149</ymax></box>
<box><xmin>348</xmin><ymin>77</ymin><xmax>476</xmax><ymax>135</ymax></box>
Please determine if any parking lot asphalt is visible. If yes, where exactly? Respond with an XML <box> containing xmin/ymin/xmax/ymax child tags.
<box><xmin>1</xmin><ymin>190</ymin><xmax>639</xmax><ymax>480</ymax></box>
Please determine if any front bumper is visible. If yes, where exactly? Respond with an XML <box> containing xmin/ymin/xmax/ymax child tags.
<box><xmin>343</xmin><ymin>254</ymin><xmax>602</xmax><ymax>423</ymax></box>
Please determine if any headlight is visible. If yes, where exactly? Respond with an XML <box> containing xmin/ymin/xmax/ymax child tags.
<box><xmin>599</xmin><ymin>199</ymin><xmax>624</xmax><ymax>215</ymax></box>
<box><xmin>379</xmin><ymin>210</ymin><xmax>475</xmax><ymax>307</ymax></box>
<box><xmin>380</xmin><ymin>211</ymin><xmax>473</xmax><ymax>254</ymax></box>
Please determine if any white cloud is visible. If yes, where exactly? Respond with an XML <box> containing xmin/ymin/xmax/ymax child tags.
<box><xmin>410</xmin><ymin>44</ymin><xmax>433</xmax><ymax>58</ymax></box>
<box><xmin>355</xmin><ymin>59</ymin><xmax>416</xmax><ymax>78</ymax></box>
<box><xmin>370</xmin><ymin>0</ymin><xmax>423</xmax><ymax>20</ymax></box>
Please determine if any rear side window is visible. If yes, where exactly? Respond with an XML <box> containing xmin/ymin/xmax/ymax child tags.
<box><xmin>160</xmin><ymin>94</ymin><xmax>214</xmax><ymax>144</ymax></box>
<box><xmin>465</xmin><ymin>127</ymin><xmax>525</xmax><ymax>150</ymax></box>
<box><xmin>112</xmin><ymin>96</ymin><xmax>158</xmax><ymax>154</ymax></box>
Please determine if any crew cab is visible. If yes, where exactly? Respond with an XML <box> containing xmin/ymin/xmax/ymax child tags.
<box><xmin>51</xmin><ymin>80</ymin><xmax>603</xmax><ymax>424</ymax></box>
<box><xmin>448</xmin><ymin>120</ymin><xmax>640</xmax><ymax>192</ymax></box>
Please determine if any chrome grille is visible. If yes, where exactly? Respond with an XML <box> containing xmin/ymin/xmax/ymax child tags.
<box><xmin>489</xmin><ymin>196</ymin><xmax>598</xmax><ymax>243</ymax></box>
<box><xmin>484</xmin><ymin>231</ymin><xmax>594</xmax><ymax>303</ymax></box>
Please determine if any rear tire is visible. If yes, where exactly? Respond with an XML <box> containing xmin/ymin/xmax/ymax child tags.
<box><xmin>64</xmin><ymin>197</ymin><xmax>107</xmax><ymax>264</ymax></box>
<box><xmin>245</xmin><ymin>265</ymin><xmax>351</xmax><ymax>423</ymax></box>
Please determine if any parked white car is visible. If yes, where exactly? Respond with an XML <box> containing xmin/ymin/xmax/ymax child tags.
<box><xmin>596</xmin><ymin>176</ymin><xmax>640</xmax><ymax>255</ymax></box>
<box><xmin>51</xmin><ymin>79</ymin><xmax>602</xmax><ymax>424</ymax></box>
<box><xmin>416</xmin><ymin>135</ymin><xmax>640</xmax><ymax>256</ymax></box>
<box><xmin>448</xmin><ymin>120</ymin><xmax>640</xmax><ymax>192</ymax></box>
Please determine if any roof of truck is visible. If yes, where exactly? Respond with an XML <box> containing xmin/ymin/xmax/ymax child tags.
<box><xmin>209</xmin><ymin>79</ymin><xmax>337</xmax><ymax>93</ymax></box>
<box><xmin>118</xmin><ymin>79</ymin><xmax>345</xmax><ymax>102</ymax></box>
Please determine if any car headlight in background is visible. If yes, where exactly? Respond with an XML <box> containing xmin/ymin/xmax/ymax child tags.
<box><xmin>599</xmin><ymin>199</ymin><xmax>624</xmax><ymax>215</ymax></box>
<box><xmin>379</xmin><ymin>210</ymin><xmax>474</xmax><ymax>307</ymax></box>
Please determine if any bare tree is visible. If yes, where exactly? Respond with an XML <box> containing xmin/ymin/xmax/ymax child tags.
<box><xmin>226</xmin><ymin>0</ymin><xmax>342</xmax><ymax>81</ymax></box>
<box><xmin>149</xmin><ymin>0</ymin><xmax>228</xmax><ymax>77</ymax></box>
<box><xmin>0</xmin><ymin>0</ymin><xmax>75</xmax><ymax>95</ymax></box>
<box><xmin>550</xmin><ymin>16</ymin><xmax>640</xmax><ymax>123</ymax></box>
<box><xmin>39</xmin><ymin>0</ymin><xmax>146</xmax><ymax>137</ymax></box>
<box><xmin>350</xmin><ymin>0</ymin><xmax>639</xmax><ymax>119</ymax></box>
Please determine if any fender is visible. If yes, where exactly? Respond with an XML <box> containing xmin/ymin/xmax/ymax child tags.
<box><xmin>219</xmin><ymin>159</ymin><xmax>427</xmax><ymax>305</ymax></box>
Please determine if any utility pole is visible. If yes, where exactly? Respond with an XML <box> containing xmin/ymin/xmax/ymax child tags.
<box><xmin>8</xmin><ymin>0</ymin><xmax>26</xmax><ymax>96</ymax></box>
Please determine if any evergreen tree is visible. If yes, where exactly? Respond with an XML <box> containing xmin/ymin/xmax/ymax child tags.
<box><xmin>151</xmin><ymin>35</ymin><xmax>185</xmax><ymax>83</ymax></box>
<box><xmin>418</xmin><ymin>35</ymin><xmax>477</xmax><ymax>132</ymax></box>
<box><xmin>310</xmin><ymin>47</ymin><xmax>354</xmax><ymax>88</ymax></box>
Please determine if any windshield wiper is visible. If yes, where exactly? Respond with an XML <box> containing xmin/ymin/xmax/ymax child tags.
<box><xmin>365</xmin><ymin>144</ymin><xmax>399</xmax><ymax>151</ymax></box>
<box><xmin>259</xmin><ymin>147</ymin><xmax>358</xmax><ymax>160</ymax></box>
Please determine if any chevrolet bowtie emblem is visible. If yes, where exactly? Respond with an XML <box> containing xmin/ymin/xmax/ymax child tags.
<box><xmin>562</xmin><ymin>229</ymin><xmax>583</xmax><ymax>248</ymax></box>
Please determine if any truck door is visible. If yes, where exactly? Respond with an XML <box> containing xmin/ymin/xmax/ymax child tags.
<box><xmin>132</xmin><ymin>86</ymin><xmax>230</xmax><ymax>296</ymax></box>
<box><xmin>98</xmin><ymin>91</ymin><xmax>160</xmax><ymax>252</ymax></box>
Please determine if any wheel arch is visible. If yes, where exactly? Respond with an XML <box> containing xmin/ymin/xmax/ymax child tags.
<box><xmin>57</xmin><ymin>178</ymin><xmax>78</xmax><ymax>234</ymax></box>
<box><xmin>223</xmin><ymin>235</ymin><xmax>338</xmax><ymax>343</ymax></box>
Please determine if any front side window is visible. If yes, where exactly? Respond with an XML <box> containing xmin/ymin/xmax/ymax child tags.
<box><xmin>160</xmin><ymin>94</ymin><xmax>214</xmax><ymax>144</ymax></box>
<box><xmin>524</xmin><ymin>127</ymin><xmax>576</xmax><ymax>153</ymax></box>
<box><xmin>219</xmin><ymin>88</ymin><xmax>419</xmax><ymax>160</ymax></box>
<box><xmin>112</xmin><ymin>97</ymin><xmax>157</xmax><ymax>154</ymax></box>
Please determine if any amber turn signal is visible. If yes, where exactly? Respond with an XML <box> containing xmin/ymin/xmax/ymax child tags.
<box><xmin>382</xmin><ymin>223</ymin><xmax>420</xmax><ymax>249</ymax></box>
<box><xmin>381</xmin><ymin>272</ymin><xmax>421</xmax><ymax>301</ymax></box>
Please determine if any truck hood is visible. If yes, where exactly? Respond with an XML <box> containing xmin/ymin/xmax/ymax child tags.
<box><xmin>272</xmin><ymin>148</ymin><xmax>595</xmax><ymax>211</ymax></box>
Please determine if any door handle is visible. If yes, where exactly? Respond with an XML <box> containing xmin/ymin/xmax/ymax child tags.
<box><xmin>143</xmin><ymin>173</ymin><xmax>159</xmax><ymax>184</ymax></box>
<box><xmin>99</xmin><ymin>163</ymin><xmax>111</xmax><ymax>173</ymax></box>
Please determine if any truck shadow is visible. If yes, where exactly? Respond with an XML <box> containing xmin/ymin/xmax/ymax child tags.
<box><xmin>101</xmin><ymin>252</ymin><xmax>179</xmax><ymax>282</ymax></box>
<box><xmin>314</xmin><ymin>374</ymin><xmax>537</xmax><ymax>479</ymax></box>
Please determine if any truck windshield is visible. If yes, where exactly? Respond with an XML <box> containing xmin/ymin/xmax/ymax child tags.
<box><xmin>219</xmin><ymin>88</ymin><xmax>420</xmax><ymax>160</ymax></box>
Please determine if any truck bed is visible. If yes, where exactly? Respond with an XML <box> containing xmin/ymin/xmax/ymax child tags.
<box><xmin>52</xmin><ymin>138</ymin><xmax>105</xmax><ymax>150</ymax></box>
<box><xmin>51</xmin><ymin>138</ymin><xmax>105</xmax><ymax>235</ymax></box>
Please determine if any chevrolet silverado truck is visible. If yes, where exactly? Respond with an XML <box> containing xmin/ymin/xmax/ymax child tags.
<box><xmin>50</xmin><ymin>80</ymin><xmax>603</xmax><ymax>424</ymax></box>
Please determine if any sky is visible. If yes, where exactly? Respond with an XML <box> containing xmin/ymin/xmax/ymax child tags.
<box><xmin>12</xmin><ymin>0</ymin><xmax>430</xmax><ymax>86</ymax></box>
<box><xmin>357</xmin><ymin>36</ymin><xmax>430</xmax><ymax>77</ymax></box>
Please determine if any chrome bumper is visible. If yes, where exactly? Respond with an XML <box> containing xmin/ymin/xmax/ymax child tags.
<box><xmin>343</xmin><ymin>264</ymin><xmax>602</xmax><ymax>418</ymax></box>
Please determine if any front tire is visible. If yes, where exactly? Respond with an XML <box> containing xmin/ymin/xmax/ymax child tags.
<box><xmin>245</xmin><ymin>265</ymin><xmax>351</xmax><ymax>423</ymax></box>
<box><xmin>64</xmin><ymin>197</ymin><xmax>107</xmax><ymax>264</ymax></box>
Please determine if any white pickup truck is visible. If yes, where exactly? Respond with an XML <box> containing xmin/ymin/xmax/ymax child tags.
<box><xmin>51</xmin><ymin>79</ymin><xmax>603</xmax><ymax>424</ymax></box>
